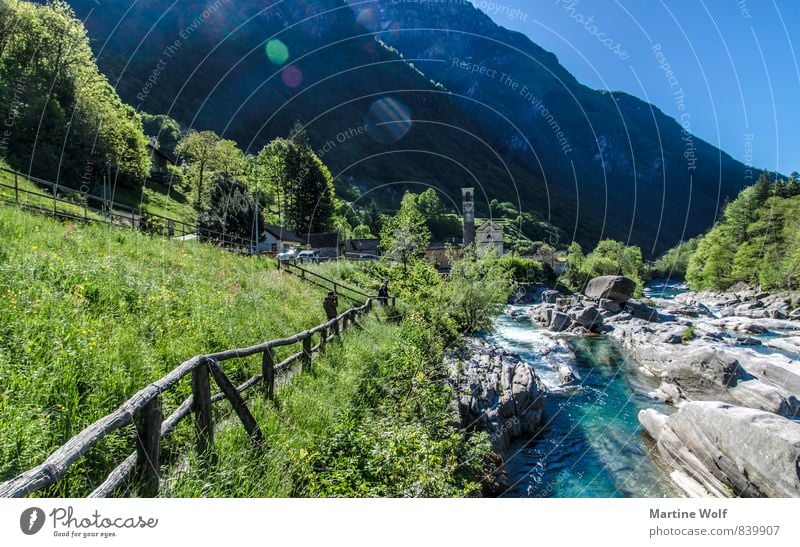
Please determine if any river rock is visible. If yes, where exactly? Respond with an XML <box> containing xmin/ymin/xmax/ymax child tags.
<box><xmin>729</xmin><ymin>380</ymin><xmax>800</xmax><ymax>418</ymax></box>
<box><xmin>598</xmin><ymin>298</ymin><xmax>623</xmax><ymax>314</ymax></box>
<box><xmin>639</xmin><ymin>401</ymin><xmax>800</xmax><ymax>497</ymax></box>
<box><xmin>549</xmin><ymin>311</ymin><xmax>571</xmax><ymax>332</ymax></box>
<box><xmin>556</xmin><ymin>363</ymin><xmax>582</xmax><ymax>385</ymax></box>
<box><xmin>447</xmin><ymin>339</ymin><xmax>547</xmax><ymax>454</ymax></box>
<box><xmin>660</xmin><ymin>347</ymin><xmax>742</xmax><ymax>394</ymax></box>
<box><xmin>585</xmin><ymin>275</ymin><xmax>636</xmax><ymax>302</ymax></box>
<box><xmin>572</xmin><ymin>305</ymin><xmax>604</xmax><ymax>331</ymax></box>
<box><xmin>624</xmin><ymin>300</ymin><xmax>660</xmax><ymax>322</ymax></box>
<box><xmin>541</xmin><ymin>290</ymin><xmax>560</xmax><ymax>304</ymax></box>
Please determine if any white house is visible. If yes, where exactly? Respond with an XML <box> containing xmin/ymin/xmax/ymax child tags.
<box><xmin>256</xmin><ymin>224</ymin><xmax>303</xmax><ymax>254</ymax></box>
<box><xmin>476</xmin><ymin>220</ymin><xmax>504</xmax><ymax>258</ymax></box>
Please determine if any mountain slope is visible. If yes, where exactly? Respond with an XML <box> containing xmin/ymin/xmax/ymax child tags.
<box><xmin>64</xmin><ymin>0</ymin><xmax>752</xmax><ymax>254</ymax></box>
<box><xmin>347</xmin><ymin>0</ymin><xmax>753</xmax><ymax>255</ymax></box>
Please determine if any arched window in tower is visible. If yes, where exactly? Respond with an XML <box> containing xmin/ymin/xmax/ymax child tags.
<box><xmin>464</xmin><ymin>192</ymin><xmax>472</xmax><ymax>202</ymax></box>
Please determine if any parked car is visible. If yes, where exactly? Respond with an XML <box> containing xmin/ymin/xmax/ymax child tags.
<box><xmin>276</xmin><ymin>249</ymin><xmax>298</xmax><ymax>261</ymax></box>
<box><xmin>296</xmin><ymin>250</ymin><xmax>319</xmax><ymax>264</ymax></box>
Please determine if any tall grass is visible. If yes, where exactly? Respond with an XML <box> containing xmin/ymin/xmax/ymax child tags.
<box><xmin>0</xmin><ymin>205</ymin><xmax>329</xmax><ymax>495</ymax></box>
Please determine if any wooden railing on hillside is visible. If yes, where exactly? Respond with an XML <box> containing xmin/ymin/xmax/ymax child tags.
<box><xmin>0</xmin><ymin>166</ymin><xmax>254</xmax><ymax>254</ymax></box>
<box><xmin>0</xmin><ymin>299</ymin><xmax>375</xmax><ymax>498</ymax></box>
<box><xmin>278</xmin><ymin>260</ymin><xmax>396</xmax><ymax>307</ymax></box>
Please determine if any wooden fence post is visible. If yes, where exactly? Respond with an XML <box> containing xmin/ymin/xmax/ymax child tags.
<box><xmin>302</xmin><ymin>335</ymin><xmax>312</xmax><ymax>373</ymax></box>
<box><xmin>191</xmin><ymin>359</ymin><xmax>214</xmax><ymax>457</ymax></box>
<box><xmin>14</xmin><ymin>172</ymin><xmax>19</xmax><ymax>203</ymax></box>
<box><xmin>208</xmin><ymin>359</ymin><xmax>263</xmax><ymax>446</ymax></box>
<box><xmin>134</xmin><ymin>395</ymin><xmax>162</xmax><ymax>497</ymax></box>
<box><xmin>262</xmin><ymin>348</ymin><xmax>275</xmax><ymax>400</ymax></box>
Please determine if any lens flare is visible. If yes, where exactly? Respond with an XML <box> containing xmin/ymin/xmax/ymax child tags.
<box><xmin>281</xmin><ymin>65</ymin><xmax>304</xmax><ymax>88</ymax></box>
<box><xmin>265</xmin><ymin>39</ymin><xmax>289</xmax><ymax>65</ymax></box>
<box><xmin>364</xmin><ymin>97</ymin><xmax>413</xmax><ymax>144</ymax></box>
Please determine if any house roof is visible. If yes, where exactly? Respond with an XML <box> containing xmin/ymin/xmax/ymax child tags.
<box><xmin>347</xmin><ymin>238</ymin><xmax>380</xmax><ymax>251</ymax></box>
<box><xmin>426</xmin><ymin>241</ymin><xmax>464</xmax><ymax>251</ymax></box>
<box><xmin>147</xmin><ymin>142</ymin><xmax>176</xmax><ymax>165</ymax></box>
<box><xmin>263</xmin><ymin>224</ymin><xmax>303</xmax><ymax>243</ymax></box>
<box><xmin>305</xmin><ymin>232</ymin><xmax>341</xmax><ymax>248</ymax></box>
<box><xmin>477</xmin><ymin>220</ymin><xmax>503</xmax><ymax>232</ymax></box>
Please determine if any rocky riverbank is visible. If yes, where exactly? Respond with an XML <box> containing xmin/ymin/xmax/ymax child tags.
<box><xmin>445</xmin><ymin>338</ymin><xmax>550</xmax><ymax>495</ymax></box>
<box><xmin>526</xmin><ymin>276</ymin><xmax>800</xmax><ymax>497</ymax></box>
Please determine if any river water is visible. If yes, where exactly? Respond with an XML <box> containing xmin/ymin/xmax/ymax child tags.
<box><xmin>486</xmin><ymin>307</ymin><xmax>680</xmax><ymax>498</ymax></box>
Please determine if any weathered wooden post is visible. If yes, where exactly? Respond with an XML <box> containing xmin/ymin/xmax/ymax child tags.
<box><xmin>134</xmin><ymin>395</ymin><xmax>162</xmax><ymax>497</ymax></box>
<box><xmin>302</xmin><ymin>335</ymin><xmax>312</xmax><ymax>373</ymax></box>
<box><xmin>262</xmin><ymin>348</ymin><xmax>275</xmax><ymax>400</ymax></box>
<box><xmin>191</xmin><ymin>358</ymin><xmax>214</xmax><ymax>456</ymax></box>
<box><xmin>208</xmin><ymin>359</ymin><xmax>263</xmax><ymax>446</ymax></box>
<box><xmin>14</xmin><ymin>171</ymin><xmax>19</xmax><ymax>203</ymax></box>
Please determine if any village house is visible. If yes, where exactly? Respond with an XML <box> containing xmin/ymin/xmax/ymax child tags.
<box><xmin>305</xmin><ymin>232</ymin><xmax>343</xmax><ymax>258</ymax></box>
<box><xmin>258</xmin><ymin>224</ymin><xmax>303</xmax><ymax>254</ymax></box>
<box><xmin>424</xmin><ymin>239</ymin><xmax>463</xmax><ymax>270</ymax></box>
<box><xmin>345</xmin><ymin>238</ymin><xmax>381</xmax><ymax>259</ymax></box>
<box><xmin>146</xmin><ymin>142</ymin><xmax>176</xmax><ymax>183</ymax></box>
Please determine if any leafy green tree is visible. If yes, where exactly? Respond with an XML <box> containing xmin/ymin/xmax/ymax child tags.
<box><xmin>141</xmin><ymin>112</ymin><xmax>182</xmax><ymax>157</ymax></box>
<box><xmin>175</xmin><ymin>130</ymin><xmax>220</xmax><ymax>208</ymax></box>
<box><xmin>435</xmin><ymin>252</ymin><xmax>513</xmax><ymax>333</ymax></box>
<box><xmin>197</xmin><ymin>174</ymin><xmax>263</xmax><ymax>245</ymax></box>
<box><xmin>256</xmin><ymin>129</ymin><xmax>335</xmax><ymax>235</ymax></box>
<box><xmin>0</xmin><ymin>0</ymin><xmax>149</xmax><ymax>185</ymax></box>
<box><xmin>380</xmin><ymin>192</ymin><xmax>431</xmax><ymax>271</ymax></box>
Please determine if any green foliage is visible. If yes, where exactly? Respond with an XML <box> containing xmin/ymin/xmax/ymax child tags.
<box><xmin>256</xmin><ymin>125</ymin><xmax>335</xmax><ymax>235</ymax></box>
<box><xmin>649</xmin><ymin>238</ymin><xmax>699</xmax><ymax>280</ymax></box>
<box><xmin>566</xmin><ymin>240</ymin><xmax>645</xmax><ymax>295</ymax></box>
<box><xmin>0</xmin><ymin>0</ymin><xmax>149</xmax><ymax>186</ymax></box>
<box><xmin>686</xmin><ymin>176</ymin><xmax>800</xmax><ymax>291</ymax></box>
<box><xmin>380</xmin><ymin>192</ymin><xmax>432</xmax><ymax>270</ymax></box>
<box><xmin>140</xmin><ymin>112</ymin><xmax>182</xmax><ymax>158</ymax></box>
<box><xmin>491</xmin><ymin>256</ymin><xmax>551</xmax><ymax>283</ymax></box>
<box><xmin>434</xmin><ymin>253</ymin><xmax>514</xmax><ymax>333</ymax></box>
<box><xmin>681</xmin><ymin>325</ymin><xmax>696</xmax><ymax>344</ymax></box>
<box><xmin>197</xmin><ymin>175</ymin><xmax>264</xmax><ymax>244</ymax></box>
<box><xmin>0</xmin><ymin>205</ymin><xmax>328</xmax><ymax>495</ymax></box>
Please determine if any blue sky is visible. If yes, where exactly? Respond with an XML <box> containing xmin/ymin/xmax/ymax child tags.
<box><xmin>474</xmin><ymin>0</ymin><xmax>799</xmax><ymax>175</ymax></box>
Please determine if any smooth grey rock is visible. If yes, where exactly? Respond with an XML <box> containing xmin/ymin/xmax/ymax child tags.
<box><xmin>729</xmin><ymin>380</ymin><xmax>800</xmax><ymax>418</ymax></box>
<box><xmin>624</xmin><ymin>300</ymin><xmax>660</xmax><ymax>322</ymax></box>
<box><xmin>573</xmin><ymin>305</ymin><xmax>604</xmax><ymax>331</ymax></box>
<box><xmin>557</xmin><ymin>363</ymin><xmax>581</xmax><ymax>385</ymax></box>
<box><xmin>549</xmin><ymin>311</ymin><xmax>571</xmax><ymax>332</ymax></box>
<box><xmin>599</xmin><ymin>298</ymin><xmax>623</xmax><ymax>314</ymax></box>
<box><xmin>584</xmin><ymin>275</ymin><xmax>636</xmax><ymax>303</ymax></box>
<box><xmin>639</xmin><ymin>402</ymin><xmax>800</xmax><ymax>498</ymax></box>
<box><xmin>660</xmin><ymin>347</ymin><xmax>742</xmax><ymax>393</ymax></box>
<box><xmin>541</xmin><ymin>290</ymin><xmax>560</xmax><ymax>304</ymax></box>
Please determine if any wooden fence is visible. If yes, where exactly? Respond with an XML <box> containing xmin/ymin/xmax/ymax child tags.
<box><xmin>278</xmin><ymin>261</ymin><xmax>396</xmax><ymax>307</ymax></box>
<box><xmin>0</xmin><ymin>299</ymin><xmax>375</xmax><ymax>498</ymax></box>
<box><xmin>0</xmin><ymin>166</ymin><xmax>254</xmax><ymax>254</ymax></box>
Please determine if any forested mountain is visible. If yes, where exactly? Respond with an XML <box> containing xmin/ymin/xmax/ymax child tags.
<box><xmin>58</xmin><ymin>0</ymin><xmax>753</xmax><ymax>254</ymax></box>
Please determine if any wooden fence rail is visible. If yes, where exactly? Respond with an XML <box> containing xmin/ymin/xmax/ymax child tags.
<box><xmin>0</xmin><ymin>299</ymin><xmax>374</xmax><ymax>499</ymax></box>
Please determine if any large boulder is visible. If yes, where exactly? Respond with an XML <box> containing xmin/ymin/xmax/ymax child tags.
<box><xmin>660</xmin><ymin>347</ymin><xmax>743</xmax><ymax>394</ymax></box>
<box><xmin>729</xmin><ymin>380</ymin><xmax>800</xmax><ymax>419</ymax></box>
<box><xmin>572</xmin><ymin>305</ymin><xmax>604</xmax><ymax>331</ymax></box>
<box><xmin>639</xmin><ymin>401</ymin><xmax>800</xmax><ymax>497</ymax></box>
<box><xmin>549</xmin><ymin>311</ymin><xmax>571</xmax><ymax>332</ymax></box>
<box><xmin>624</xmin><ymin>300</ymin><xmax>660</xmax><ymax>322</ymax></box>
<box><xmin>584</xmin><ymin>275</ymin><xmax>636</xmax><ymax>303</ymax></box>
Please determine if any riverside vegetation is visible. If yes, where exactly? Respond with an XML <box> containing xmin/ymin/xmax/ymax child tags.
<box><xmin>0</xmin><ymin>205</ymin><xmax>525</xmax><ymax>497</ymax></box>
